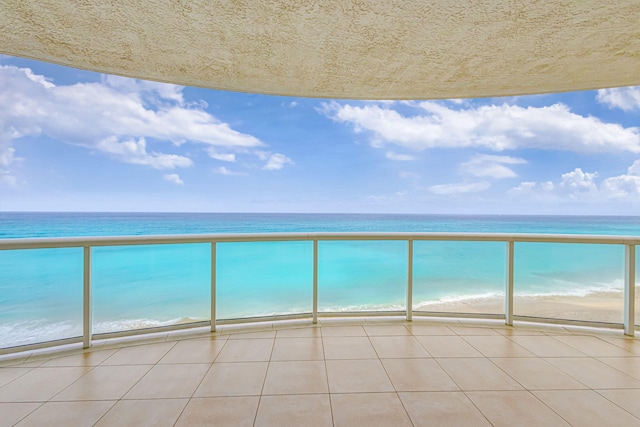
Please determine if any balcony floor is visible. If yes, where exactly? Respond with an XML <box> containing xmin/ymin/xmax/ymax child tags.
<box><xmin>2</xmin><ymin>317</ymin><xmax>640</xmax><ymax>426</ymax></box>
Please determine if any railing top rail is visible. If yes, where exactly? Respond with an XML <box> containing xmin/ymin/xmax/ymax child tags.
<box><xmin>0</xmin><ymin>232</ymin><xmax>639</xmax><ymax>250</ymax></box>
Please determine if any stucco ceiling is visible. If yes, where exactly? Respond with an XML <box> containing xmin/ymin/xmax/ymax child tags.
<box><xmin>1</xmin><ymin>1</ymin><xmax>639</xmax><ymax>99</ymax></box>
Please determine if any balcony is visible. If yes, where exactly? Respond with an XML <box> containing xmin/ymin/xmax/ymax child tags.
<box><xmin>2</xmin><ymin>232</ymin><xmax>640</xmax><ymax>425</ymax></box>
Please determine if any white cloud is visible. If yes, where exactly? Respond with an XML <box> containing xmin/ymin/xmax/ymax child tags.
<box><xmin>256</xmin><ymin>151</ymin><xmax>293</xmax><ymax>170</ymax></box>
<box><xmin>597</xmin><ymin>87</ymin><xmax>640</xmax><ymax>111</ymax></box>
<box><xmin>96</xmin><ymin>137</ymin><xmax>192</xmax><ymax>169</ymax></box>
<box><xmin>428</xmin><ymin>181</ymin><xmax>490</xmax><ymax>195</ymax></box>
<box><xmin>461</xmin><ymin>154</ymin><xmax>526</xmax><ymax>178</ymax></box>
<box><xmin>508</xmin><ymin>181</ymin><xmax>554</xmax><ymax>195</ymax></box>
<box><xmin>509</xmin><ymin>161</ymin><xmax>640</xmax><ymax>202</ymax></box>
<box><xmin>207</xmin><ymin>148</ymin><xmax>236</xmax><ymax>162</ymax></box>
<box><xmin>559</xmin><ymin>168</ymin><xmax>598</xmax><ymax>193</ymax></box>
<box><xmin>322</xmin><ymin>101</ymin><xmax>640</xmax><ymax>153</ymax></box>
<box><xmin>163</xmin><ymin>173</ymin><xmax>184</xmax><ymax>185</ymax></box>
<box><xmin>385</xmin><ymin>151</ymin><xmax>415</xmax><ymax>161</ymax></box>
<box><xmin>0</xmin><ymin>65</ymin><xmax>266</xmax><ymax>178</ymax></box>
<box><xmin>214</xmin><ymin>166</ymin><xmax>246</xmax><ymax>176</ymax></box>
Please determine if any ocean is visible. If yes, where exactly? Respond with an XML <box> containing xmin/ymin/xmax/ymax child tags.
<box><xmin>1</xmin><ymin>212</ymin><xmax>640</xmax><ymax>348</ymax></box>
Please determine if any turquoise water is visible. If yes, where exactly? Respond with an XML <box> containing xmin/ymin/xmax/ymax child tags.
<box><xmin>1</xmin><ymin>213</ymin><xmax>639</xmax><ymax>348</ymax></box>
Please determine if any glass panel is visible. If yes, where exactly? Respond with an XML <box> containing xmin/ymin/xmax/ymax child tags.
<box><xmin>93</xmin><ymin>243</ymin><xmax>210</xmax><ymax>334</ymax></box>
<box><xmin>0</xmin><ymin>248</ymin><xmax>83</xmax><ymax>348</ymax></box>
<box><xmin>412</xmin><ymin>241</ymin><xmax>505</xmax><ymax>315</ymax></box>
<box><xmin>514</xmin><ymin>243</ymin><xmax>624</xmax><ymax>324</ymax></box>
<box><xmin>217</xmin><ymin>241</ymin><xmax>312</xmax><ymax>319</ymax></box>
<box><xmin>318</xmin><ymin>241</ymin><xmax>406</xmax><ymax>312</ymax></box>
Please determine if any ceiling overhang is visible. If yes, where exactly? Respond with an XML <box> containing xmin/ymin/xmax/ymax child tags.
<box><xmin>1</xmin><ymin>1</ymin><xmax>639</xmax><ymax>99</ymax></box>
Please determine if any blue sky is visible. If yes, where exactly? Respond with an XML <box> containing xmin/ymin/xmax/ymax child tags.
<box><xmin>1</xmin><ymin>54</ymin><xmax>639</xmax><ymax>215</ymax></box>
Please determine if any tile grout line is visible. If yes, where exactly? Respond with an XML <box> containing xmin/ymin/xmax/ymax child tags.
<box><xmin>319</xmin><ymin>326</ymin><xmax>336</xmax><ymax>427</ymax></box>
<box><xmin>252</xmin><ymin>336</ymin><xmax>276</xmax><ymax>427</ymax></box>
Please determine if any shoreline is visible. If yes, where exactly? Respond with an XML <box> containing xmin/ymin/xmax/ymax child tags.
<box><xmin>414</xmin><ymin>290</ymin><xmax>629</xmax><ymax>324</ymax></box>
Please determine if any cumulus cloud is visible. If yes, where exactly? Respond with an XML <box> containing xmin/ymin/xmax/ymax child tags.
<box><xmin>322</xmin><ymin>101</ymin><xmax>640</xmax><ymax>153</ymax></box>
<box><xmin>428</xmin><ymin>181</ymin><xmax>490</xmax><ymax>195</ymax></box>
<box><xmin>597</xmin><ymin>87</ymin><xmax>640</xmax><ymax>111</ymax></box>
<box><xmin>559</xmin><ymin>168</ymin><xmax>598</xmax><ymax>193</ymax></box>
<box><xmin>461</xmin><ymin>154</ymin><xmax>527</xmax><ymax>178</ymax></box>
<box><xmin>385</xmin><ymin>151</ymin><xmax>415</xmax><ymax>161</ymax></box>
<box><xmin>509</xmin><ymin>161</ymin><xmax>640</xmax><ymax>201</ymax></box>
<box><xmin>256</xmin><ymin>151</ymin><xmax>293</xmax><ymax>170</ymax></box>
<box><xmin>163</xmin><ymin>173</ymin><xmax>184</xmax><ymax>185</ymax></box>
<box><xmin>0</xmin><ymin>64</ymin><xmax>270</xmax><ymax>181</ymax></box>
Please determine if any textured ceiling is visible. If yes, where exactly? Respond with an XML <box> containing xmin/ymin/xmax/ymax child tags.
<box><xmin>1</xmin><ymin>1</ymin><xmax>639</xmax><ymax>99</ymax></box>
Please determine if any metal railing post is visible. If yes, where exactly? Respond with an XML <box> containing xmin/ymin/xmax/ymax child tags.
<box><xmin>83</xmin><ymin>246</ymin><xmax>92</xmax><ymax>348</ymax></box>
<box><xmin>407</xmin><ymin>239</ymin><xmax>413</xmax><ymax>321</ymax></box>
<box><xmin>625</xmin><ymin>244</ymin><xmax>636</xmax><ymax>336</ymax></box>
<box><xmin>313</xmin><ymin>239</ymin><xmax>318</xmax><ymax>324</ymax></box>
<box><xmin>211</xmin><ymin>242</ymin><xmax>217</xmax><ymax>332</ymax></box>
<box><xmin>505</xmin><ymin>241</ymin><xmax>514</xmax><ymax>326</ymax></box>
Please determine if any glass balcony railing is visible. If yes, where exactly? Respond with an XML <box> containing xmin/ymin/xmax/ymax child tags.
<box><xmin>0</xmin><ymin>232</ymin><xmax>638</xmax><ymax>353</ymax></box>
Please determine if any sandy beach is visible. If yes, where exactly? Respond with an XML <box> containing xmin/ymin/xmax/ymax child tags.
<box><xmin>415</xmin><ymin>290</ymin><xmax>634</xmax><ymax>324</ymax></box>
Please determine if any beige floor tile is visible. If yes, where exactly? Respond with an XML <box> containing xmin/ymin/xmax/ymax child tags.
<box><xmin>597</xmin><ymin>389</ymin><xmax>640</xmax><ymax>419</ymax></box>
<box><xmin>399</xmin><ymin>392</ymin><xmax>491</xmax><ymax>426</ymax></box>
<box><xmin>95</xmin><ymin>398</ymin><xmax>188</xmax><ymax>427</ymax></box>
<box><xmin>322</xmin><ymin>336</ymin><xmax>377</xmax><ymax>359</ymax></box>
<box><xmin>320</xmin><ymin>325</ymin><xmax>366</xmax><ymax>337</ymax></box>
<box><xmin>276</xmin><ymin>327</ymin><xmax>322</xmax><ymax>338</ymax></box>
<box><xmin>0</xmin><ymin>366</ymin><xmax>92</xmax><ymax>402</ymax></box>
<box><xmin>551</xmin><ymin>335</ymin><xmax>635</xmax><ymax>357</ymax></box>
<box><xmin>546</xmin><ymin>357</ymin><xmax>640</xmax><ymax>388</ymax></box>
<box><xmin>331</xmin><ymin>392</ymin><xmax>412</xmax><ymax>427</ymax></box>
<box><xmin>600</xmin><ymin>336</ymin><xmax>640</xmax><ymax>354</ymax></box>
<box><xmin>270</xmin><ymin>338</ymin><xmax>324</xmax><ymax>361</ymax></box>
<box><xmin>364</xmin><ymin>325</ymin><xmax>410</xmax><ymax>336</ymax></box>
<box><xmin>41</xmin><ymin>349</ymin><xmax>117</xmax><ymax>367</ymax></box>
<box><xmin>124</xmin><ymin>363</ymin><xmax>210</xmax><ymax>399</ymax></box>
<box><xmin>0</xmin><ymin>403</ymin><xmax>41</xmax><ymax>427</ymax></box>
<box><xmin>51</xmin><ymin>365</ymin><xmax>152</xmax><ymax>401</ymax></box>
<box><xmin>176</xmin><ymin>396</ymin><xmax>259</xmax><ymax>427</ymax></box>
<box><xmin>53</xmin><ymin>365</ymin><xmax>152</xmax><ymax>401</ymax></box>
<box><xmin>437</xmin><ymin>358</ymin><xmax>523</xmax><ymax>391</ymax></box>
<box><xmin>467</xmin><ymin>390</ymin><xmax>570</xmax><ymax>427</ymax></box>
<box><xmin>490</xmin><ymin>358</ymin><xmax>586</xmax><ymax>390</ymax></box>
<box><xmin>369</xmin><ymin>336</ymin><xmax>430</xmax><ymax>358</ymax></box>
<box><xmin>534</xmin><ymin>390</ymin><xmax>640</xmax><ymax>427</ymax></box>
<box><xmin>228</xmin><ymin>330</ymin><xmax>276</xmax><ymax>339</ymax></box>
<box><xmin>326</xmin><ymin>359</ymin><xmax>394</xmax><ymax>393</ymax></box>
<box><xmin>158</xmin><ymin>338</ymin><xmax>226</xmax><ymax>364</ymax></box>
<box><xmin>0</xmin><ymin>367</ymin><xmax>32</xmax><ymax>387</ymax></box>
<box><xmin>382</xmin><ymin>359</ymin><xmax>458</xmax><ymax>391</ymax></box>
<box><xmin>405</xmin><ymin>324</ymin><xmax>456</xmax><ymax>335</ymax></box>
<box><xmin>416</xmin><ymin>336</ymin><xmax>483</xmax><ymax>357</ymax></box>
<box><xmin>508</xmin><ymin>336</ymin><xmax>587</xmax><ymax>357</ymax></box>
<box><xmin>463</xmin><ymin>336</ymin><xmax>535</xmax><ymax>357</ymax></box>
<box><xmin>194</xmin><ymin>362</ymin><xmax>268</xmax><ymax>397</ymax></box>
<box><xmin>15</xmin><ymin>400</ymin><xmax>115</xmax><ymax>427</ymax></box>
<box><xmin>598</xmin><ymin>357</ymin><xmax>640</xmax><ymax>380</ymax></box>
<box><xmin>255</xmin><ymin>394</ymin><xmax>332</xmax><ymax>427</ymax></box>
<box><xmin>102</xmin><ymin>342</ymin><xmax>176</xmax><ymax>365</ymax></box>
<box><xmin>450</xmin><ymin>326</ymin><xmax>501</xmax><ymax>336</ymax></box>
<box><xmin>263</xmin><ymin>361</ymin><xmax>328</xmax><ymax>394</ymax></box>
<box><xmin>494</xmin><ymin>328</ymin><xmax>544</xmax><ymax>336</ymax></box>
<box><xmin>214</xmin><ymin>339</ymin><xmax>274</xmax><ymax>362</ymax></box>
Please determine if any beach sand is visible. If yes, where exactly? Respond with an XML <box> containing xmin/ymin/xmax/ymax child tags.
<box><xmin>415</xmin><ymin>290</ymin><xmax>635</xmax><ymax>324</ymax></box>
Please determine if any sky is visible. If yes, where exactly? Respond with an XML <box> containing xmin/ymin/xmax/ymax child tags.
<box><xmin>1</xmin><ymin>54</ymin><xmax>640</xmax><ymax>215</ymax></box>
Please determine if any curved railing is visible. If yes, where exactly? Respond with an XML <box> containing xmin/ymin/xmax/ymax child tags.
<box><xmin>0</xmin><ymin>232</ymin><xmax>638</xmax><ymax>354</ymax></box>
